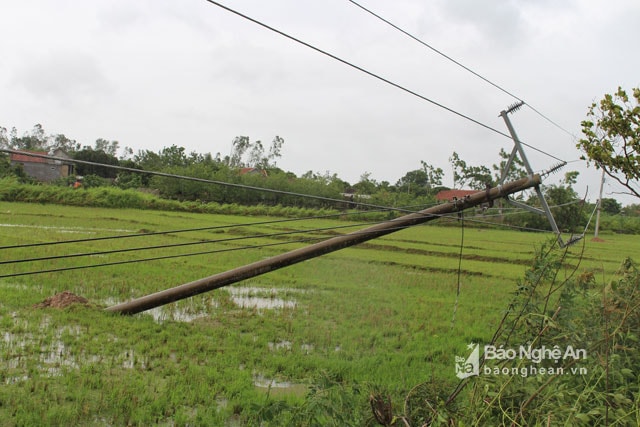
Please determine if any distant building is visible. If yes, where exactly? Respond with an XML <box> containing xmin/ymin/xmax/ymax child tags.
<box><xmin>238</xmin><ymin>167</ymin><xmax>268</xmax><ymax>177</ymax></box>
<box><xmin>9</xmin><ymin>149</ymin><xmax>74</xmax><ymax>182</ymax></box>
<box><xmin>435</xmin><ymin>189</ymin><xmax>477</xmax><ymax>202</ymax></box>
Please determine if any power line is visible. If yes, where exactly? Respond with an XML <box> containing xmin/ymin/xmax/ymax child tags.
<box><xmin>524</xmin><ymin>104</ymin><xmax>578</xmax><ymax>141</ymax></box>
<box><xmin>0</xmin><ymin>236</ymin><xmax>322</xmax><ymax>279</ymax></box>
<box><xmin>0</xmin><ymin>221</ymin><xmax>425</xmax><ymax>279</ymax></box>
<box><xmin>1</xmin><ymin>202</ymin><xmax>575</xmax><ymax>279</ymax></box>
<box><xmin>202</xmin><ymin>0</ymin><xmax>513</xmax><ymax>140</ymax></box>
<box><xmin>8</xmin><ymin>149</ymin><xmax>556</xmax><ymax>251</ymax></box>
<box><xmin>426</xmin><ymin>212</ymin><xmax>561</xmax><ymax>234</ymax></box>
<box><xmin>517</xmin><ymin>140</ymin><xmax>565</xmax><ymax>163</ymax></box>
<box><xmin>345</xmin><ymin>0</ymin><xmax>578</xmax><ymax>140</ymax></box>
<box><xmin>2</xmin><ymin>202</ymin><xmax>568</xmax><ymax>276</ymax></box>
<box><xmin>1</xmin><ymin>149</ymin><xmax>579</xmax><ymax>258</ymax></box>
<box><xmin>0</xmin><ymin>149</ymin><xmax>421</xmax><ymax>214</ymax></box>
<box><xmin>202</xmin><ymin>1</ymin><xmax>569</xmax><ymax>164</ymax></box>
<box><xmin>0</xmin><ymin>220</ymin><xmax>378</xmax><ymax>266</ymax></box>
<box><xmin>0</xmin><ymin>204</ymin><xmax>430</xmax><ymax>251</ymax></box>
<box><xmin>346</xmin><ymin>0</ymin><xmax>522</xmax><ymax>101</ymax></box>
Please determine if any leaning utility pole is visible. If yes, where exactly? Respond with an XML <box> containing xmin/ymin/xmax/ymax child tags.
<box><xmin>107</xmin><ymin>175</ymin><xmax>542</xmax><ymax>315</ymax></box>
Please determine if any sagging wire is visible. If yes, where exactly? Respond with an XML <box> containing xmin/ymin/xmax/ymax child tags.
<box><xmin>2</xmin><ymin>196</ymin><xmax>585</xmax><ymax>273</ymax></box>
<box><xmin>0</xmin><ymin>221</ymin><xmax>427</xmax><ymax>279</ymax></box>
<box><xmin>1</xmin><ymin>191</ymin><xmax>591</xmax><ymax>278</ymax></box>
<box><xmin>450</xmin><ymin>204</ymin><xmax>465</xmax><ymax>330</ymax></box>
<box><xmin>0</xmin><ymin>220</ymin><xmax>387</xmax><ymax>267</ymax></box>
<box><xmin>346</xmin><ymin>0</ymin><xmax>578</xmax><ymax>142</ymax></box>
<box><xmin>0</xmin><ymin>149</ymin><xmax>426</xmax><ymax>216</ymax></box>
<box><xmin>446</xmin><ymin>231</ymin><xmax>590</xmax><ymax>409</ymax></box>
<box><xmin>201</xmin><ymin>1</ymin><xmax>516</xmax><ymax>141</ymax></box>
<box><xmin>0</xmin><ymin>202</ymin><xmax>441</xmax><ymax>251</ymax></box>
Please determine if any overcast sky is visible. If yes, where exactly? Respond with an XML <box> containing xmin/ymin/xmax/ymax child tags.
<box><xmin>1</xmin><ymin>0</ymin><xmax>639</xmax><ymax>204</ymax></box>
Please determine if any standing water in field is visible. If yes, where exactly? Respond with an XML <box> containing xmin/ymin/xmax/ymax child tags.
<box><xmin>227</xmin><ymin>286</ymin><xmax>302</xmax><ymax>311</ymax></box>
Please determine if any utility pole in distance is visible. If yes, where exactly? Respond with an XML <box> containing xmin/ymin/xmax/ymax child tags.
<box><xmin>107</xmin><ymin>175</ymin><xmax>542</xmax><ymax>315</ymax></box>
<box><xmin>594</xmin><ymin>168</ymin><xmax>605</xmax><ymax>238</ymax></box>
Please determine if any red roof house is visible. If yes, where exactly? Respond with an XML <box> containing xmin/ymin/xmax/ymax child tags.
<box><xmin>435</xmin><ymin>189</ymin><xmax>477</xmax><ymax>202</ymax></box>
<box><xmin>239</xmin><ymin>167</ymin><xmax>268</xmax><ymax>177</ymax></box>
<box><xmin>9</xmin><ymin>149</ymin><xmax>74</xmax><ymax>182</ymax></box>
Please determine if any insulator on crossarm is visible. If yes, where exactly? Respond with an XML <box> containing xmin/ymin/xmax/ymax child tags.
<box><xmin>505</xmin><ymin>101</ymin><xmax>525</xmax><ymax>115</ymax></box>
<box><xmin>561</xmin><ymin>234</ymin><xmax>584</xmax><ymax>248</ymax></box>
<box><xmin>542</xmin><ymin>161</ymin><xmax>567</xmax><ymax>177</ymax></box>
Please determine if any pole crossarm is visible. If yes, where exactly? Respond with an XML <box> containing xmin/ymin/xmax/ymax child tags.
<box><xmin>106</xmin><ymin>175</ymin><xmax>541</xmax><ymax>315</ymax></box>
<box><xmin>498</xmin><ymin>109</ymin><xmax>577</xmax><ymax>248</ymax></box>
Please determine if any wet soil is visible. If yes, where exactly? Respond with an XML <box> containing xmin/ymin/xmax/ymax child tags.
<box><xmin>34</xmin><ymin>291</ymin><xmax>91</xmax><ymax>309</ymax></box>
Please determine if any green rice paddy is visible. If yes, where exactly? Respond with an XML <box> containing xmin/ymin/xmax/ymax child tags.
<box><xmin>1</xmin><ymin>201</ymin><xmax>639</xmax><ymax>425</ymax></box>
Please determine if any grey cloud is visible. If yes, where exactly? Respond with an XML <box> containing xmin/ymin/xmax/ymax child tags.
<box><xmin>437</xmin><ymin>0</ymin><xmax>528</xmax><ymax>49</ymax></box>
<box><xmin>14</xmin><ymin>51</ymin><xmax>114</xmax><ymax>106</ymax></box>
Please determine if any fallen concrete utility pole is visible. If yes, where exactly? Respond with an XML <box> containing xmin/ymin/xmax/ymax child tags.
<box><xmin>107</xmin><ymin>174</ymin><xmax>541</xmax><ymax>315</ymax></box>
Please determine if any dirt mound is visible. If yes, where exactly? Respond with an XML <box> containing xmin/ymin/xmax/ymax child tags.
<box><xmin>34</xmin><ymin>291</ymin><xmax>90</xmax><ymax>309</ymax></box>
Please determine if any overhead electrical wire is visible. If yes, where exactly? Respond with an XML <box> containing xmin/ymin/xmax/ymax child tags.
<box><xmin>0</xmin><ymin>235</ymin><xmax>325</xmax><ymax>279</ymax></box>
<box><xmin>1</xmin><ymin>199</ymin><xmax>575</xmax><ymax>276</ymax></box>
<box><xmin>0</xmin><ymin>153</ymin><xmax>568</xmax><ymax>256</ymax></box>
<box><xmin>0</xmin><ymin>149</ymin><xmax>424</xmax><ymax>215</ymax></box>
<box><xmin>0</xmin><ymin>154</ymin><xmax>579</xmax><ymax>267</ymax></box>
<box><xmin>1</xmin><ymin>193</ymin><xmax>580</xmax><ymax>278</ymax></box>
<box><xmin>345</xmin><ymin>0</ymin><xmax>578</xmax><ymax>141</ymax></box>
<box><xmin>0</xmin><ymin>221</ymin><xmax>427</xmax><ymax>279</ymax></box>
<box><xmin>202</xmin><ymin>0</ymin><xmax>513</xmax><ymax>141</ymax></box>
<box><xmin>346</xmin><ymin>0</ymin><xmax>521</xmax><ymax>101</ymax></box>
<box><xmin>0</xmin><ymin>152</ymin><xmax>581</xmax><ymax>271</ymax></box>
<box><xmin>0</xmin><ymin>153</ymin><xmax>580</xmax><ymax>278</ymax></box>
<box><xmin>0</xmin><ymin>210</ymin><xmax>569</xmax><ymax>279</ymax></box>
<box><xmin>202</xmin><ymin>1</ymin><xmax>568</xmax><ymax>165</ymax></box>
<box><xmin>0</xmin><ymin>202</ymin><xmax>437</xmax><ymax>251</ymax></box>
<box><xmin>0</xmin><ymin>220</ymin><xmax>383</xmax><ymax>266</ymax></box>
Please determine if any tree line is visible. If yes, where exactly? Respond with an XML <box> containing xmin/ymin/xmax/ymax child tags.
<box><xmin>1</xmin><ymin>86</ymin><xmax>639</xmax><ymax>234</ymax></box>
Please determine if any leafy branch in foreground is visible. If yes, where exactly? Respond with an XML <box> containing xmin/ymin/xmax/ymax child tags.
<box><xmin>578</xmin><ymin>87</ymin><xmax>640</xmax><ymax>198</ymax></box>
<box><xmin>463</xmin><ymin>245</ymin><xmax>640</xmax><ymax>426</ymax></box>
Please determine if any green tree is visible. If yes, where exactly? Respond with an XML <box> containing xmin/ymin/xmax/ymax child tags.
<box><xmin>135</xmin><ymin>145</ymin><xmax>192</xmax><ymax>170</ymax></box>
<box><xmin>396</xmin><ymin>169</ymin><xmax>428</xmax><ymax>195</ymax></box>
<box><xmin>622</xmin><ymin>203</ymin><xmax>640</xmax><ymax>216</ymax></box>
<box><xmin>0</xmin><ymin>153</ymin><xmax>15</xmax><ymax>178</ymax></box>
<box><xmin>518</xmin><ymin>172</ymin><xmax>586</xmax><ymax>232</ymax></box>
<box><xmin>396</xmin><ymin>161</ymin><xmax>443</xmax><ymax>196</ymax></box>
<box><xmin>227</xmin><ymin>136</ymin><xmax>284</xmax><ymax>169</ymax></box>
<box><xmin>94</xmin><ymin>138</ymin><xmax>120</xmax><ymax>157</ymax></box>
<box><xmin>0</xmin><ymin>127</ymin><xmax>8</xmax><ymax>149</ymax></box>
<box><xmin>115</xmin><ymin>159</ymin><xmax>145</xmax><ymax>189</ymax></box>
<box><xmin>10</xmin><ymin>124</ymin><xmax>49</xmax><ymax>150</ymax></box>
<box><xmin>601</xmin><ymin>197</ymin><xmax>621</xmax><ymax>215</ymax></box>
<box><xmin>578</xmin><ymin>87</ymin><xmax>640</xmax><ymax>198</ymax></box>
<box><xmin>74</xmin><ymin>147</ymin><xmax>119</xmax><ymax>178</ymax></box>
<box><xmin>353</xmin><ymin>171</ymin><xmax>377</xmax><ymax>195</ymax></box>
<box><xmin>51</xmin><ymin>134</ymin><xmax>80</xmax><ymax>153</ymax></box>
<box><xmin>449</xmin><ymin>151</ymin><xmax>492</xmax><ymax>190</ymax></box>
<box><xmin>492</xmin><ymin>147</ymin><xmax>526</xmax><ymax>182</ymax></box>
